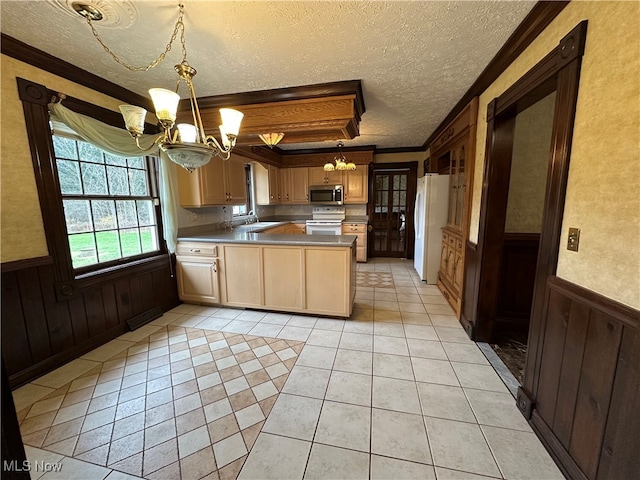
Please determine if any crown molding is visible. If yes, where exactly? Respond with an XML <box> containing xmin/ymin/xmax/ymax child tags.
<box><xmin>423</xmin><ymin>1</ymin><xmax>570</xmax><ymax>149</ymax></box>
<box><xmin>1</xmin><ymin>33</ymin><xmax>152</xmax><ymax>110</ymax></box>
<box><xmin>193</xmin><ymin>80</ymin><xmax>365</xmax><ymax>120</ymax></box>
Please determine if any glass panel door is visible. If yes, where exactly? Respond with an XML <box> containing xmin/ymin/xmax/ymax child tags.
<box><xmin>371</xmin><ymin>170</ymin><xmax>409</xmax><ymax>257</ymax></box>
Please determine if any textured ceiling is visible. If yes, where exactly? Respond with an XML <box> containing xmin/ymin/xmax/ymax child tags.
<box><xmin>0</xmin><ymin>0</ymin><xmax>536</xmax><ymax>150</ymax></box>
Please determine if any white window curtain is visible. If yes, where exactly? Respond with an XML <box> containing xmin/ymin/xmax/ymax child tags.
<box><xmin>49</xmin><ymin>101</ymin><xmax>178</xmax><ymax>253</ymax></box>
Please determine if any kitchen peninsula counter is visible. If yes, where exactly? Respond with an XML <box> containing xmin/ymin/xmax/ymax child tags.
<box><xmin>177</xmin><ymin>231</ymin><xmax>357</xmax><ymax>247</ymax></box>
<box><xmin>176</xmin><ymin>228</ymin><xmax>357</xmax><ymax>318</ymax></box>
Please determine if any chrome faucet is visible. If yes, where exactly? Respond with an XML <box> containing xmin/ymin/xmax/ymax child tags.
<box><xmin>248</xmin><ymin>210</ymin><xmax>259</xmax><ymax>224</ymax></box>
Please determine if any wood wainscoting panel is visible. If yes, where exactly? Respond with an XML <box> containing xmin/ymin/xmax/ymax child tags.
<box><xmin>527</xmin><ymin>276</ymin><xmax>639</xmax><ymax>480</ymax></box>
<box><xmin>1</xmin><ymin>256</ymin><xmax>179</xmax><ymax>388</ymax></box>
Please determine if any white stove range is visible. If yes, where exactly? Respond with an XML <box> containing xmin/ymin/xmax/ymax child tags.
<box><xmin>306</xmin><ymin>207</ymin><xmax>345</xmax><ymax>235</ymax></box>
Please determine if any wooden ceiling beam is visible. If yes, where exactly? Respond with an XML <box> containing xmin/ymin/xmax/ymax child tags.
<box><xmin>177</xmin><ymin>81</ymin><xmax>365</xmax><ymax>147</ymax></box>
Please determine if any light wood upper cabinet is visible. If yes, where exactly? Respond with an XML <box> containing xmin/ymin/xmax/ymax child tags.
<box><xmin>279</xmin><ymin>168</ymin><xmax>290</xmax><ymax>204</ymax></box>
<box><xmin>343</xmin><ymin>165</ymin><xmax>368</xmax><ymax>204</ymax></box>
<box><xmin>226</xmin><ymin>156</ymin><xmax>248</xmax><ymax>205</ymax></box>
<box><xmin>255</xmin><ymin>163</ymin><xmax>280</xmax><ymax>205</ymax></box>
<box><xmin>309</xmin><ymin>167</ymin><xmax>342</xmax><ymax>185</ymax></box>
<box><xmin>279</xmin><ymin>167</ymin><xmax>309</xmax><ymax>204</ymax></box>
<box><xmin>178</xmin><ymin>154</ymin><xmax>247</xmax><ymax>207</ymax></box>
<box><xmin>257</xmin><ymin>165</ymin><xmax>309</xmax><ymax>205</ymax></box>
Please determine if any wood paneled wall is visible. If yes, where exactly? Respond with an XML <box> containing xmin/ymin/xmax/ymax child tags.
<box><xmin>519</xmin><ymin>276</ymin><xmax>639</xmax><ymax>480</ymax></box>
<box><xmin>2</xmin><ymin>255</ymin><xmax>179</xmax><ymax>388</ymax></box>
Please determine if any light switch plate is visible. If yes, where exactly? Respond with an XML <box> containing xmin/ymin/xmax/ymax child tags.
<box><xmin>567</xmin><ymin>227</ymin><xmax>580</xmax><ymax>252</ymax></box>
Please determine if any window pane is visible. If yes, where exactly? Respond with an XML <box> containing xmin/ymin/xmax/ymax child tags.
<box><xmin>57</xmin><ymin>159</ymin><xmax>82</xmax><ymax>194</ymax></box>
<box><xmin>78</xmin><ymin>142</ymin><xmax>104</xmax><ymax>163</ymax></box>
<box><xmin>105</xmin><ymin>153</ymin><xmax>127</xmax><ymax>166</ymax></box>
<box><xmin>107</xmin><ymin>165</ymin><xmax>130</xmax><ymax>195</ymax></box>
<box><xmin>81</xmin><ymin>163</ymin><xmax>108</xmax><ymax>195</ymax></box>
<box><xmin>140</xmin><ymin>226</ymin><xmax>158</xmax><ymax>253</ymax></box>
<box><xmin>400</xmin><ymin>175</ymin><xmax>407</xmax><ymax>190</ymax></box>
<box><xmin>53</xmin><ymin>136</ymin><xmax>78</xmax><ymax>160</ymax></box>
<box><xmin>129</xmin><ymin>169</ymin><xmax>149</xmax><ymax>195</ymax></box>
<box><xmin>120</xmin><ymin>228</ymin><xmax>142</xmax><ymax>257</ymax></box>
<box><xmin>137</xmin><ymin>200</ymin><xmax>155</xmax><ymax>226</ymax></box>
<box><xmin>63</xmin><ymin>199</ymin><xmax>92</xmax><ymax>233</ymax></box>
<box><xmin>91</xmin><ymin>200</ymin><xmax>117</xmax><ymax>231</ymax></box>
<box><xmin>116</xmin><ymin>200</ymin><xmax>138</xmax><ymax>228</ymax></box>
<box><xmin>95</xmin><ymin>230</ymin><xmax>121</xmax><ymax>263</ymax></box>
<box><xmin>69</xmin><ymin>232</ymin><xmax>97</xmax><ymax>268</ymax></box>
<box><xmin>127</xmin><ymin>157</ymin><xmax>145</xmax><ymax>169</ymax></box>
<box><xmin>53</xmin><ymin>136</ymin><xmax>160</xmax><ymax>271</ymax></box>
<box><xmin>232</xmin><ymin>205</ymin><xmax>247</xmax><ymax>215</ymax></box>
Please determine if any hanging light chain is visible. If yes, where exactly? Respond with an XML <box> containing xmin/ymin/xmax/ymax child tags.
<box><xmin>84</xmin><ymin>3</ymin><xmax>188</xmax><ymax>72</ymax></box>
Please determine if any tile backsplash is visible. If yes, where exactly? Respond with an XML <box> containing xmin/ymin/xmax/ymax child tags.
<box><xmin>177</xmin><ymin>204</ymin><xmax>366</xmax><ymax>229</ymax></box>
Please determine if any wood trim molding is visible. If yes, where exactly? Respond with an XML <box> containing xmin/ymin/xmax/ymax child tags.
<box><xmin>463</xmin><ymin>20</ymin><xmax>588</xmax><ymax>343</ymax></box>
<box><xmin>2</xmin><ymin>34</ymin><xmax>152</xmax><ymax>110</ymax></box>
<box><xmin>1</xmin><ymin>256</ymin><xmax>53</xmax><ymax>273</ymax></box>
<box><xmin>281</xmin><ymin>150</ymin><xmax>374</xmax><ymax>168</ymax></box>
<box><xmin>530</xmin><ymin>410</ymin><xmax>589</xmax><ymax>480</ymax></box>
<box><xmin>547</xmin><ymin>276</ymin><xmax>639</xmax><ymax>330</ymax></box>
<box><xmin>424</xmin><ymin>1</ymin><xmax>570</xmax><ymax>148</ymax></box>
<box><xmin>374</xmin><ymin>146</ymin><xmax>427</xmax><ymax>155</ymax></box>
<box><xmin>193</xmin><ymin>92</ymin><xmax>366</xmax><ymax>147</ymax></box>
<box><xmin>192</xmin><ymin>80</ymin><xmax>366</xmax><ymax>118</ymax></box>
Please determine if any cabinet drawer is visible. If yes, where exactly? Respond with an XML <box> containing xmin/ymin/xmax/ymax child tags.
<box><xmin>176</xmin><ymin>242</ymin><xmax>218</xmax><ymax>257</ymax></box>
<box><xmin>342</xmin><ymin>223</ymin><xmax>366</xmax><ymax>233</ymax></box>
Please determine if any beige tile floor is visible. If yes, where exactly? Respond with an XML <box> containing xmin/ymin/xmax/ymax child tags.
<box><xmin>14</xmin><ymin>258</ymin><xmax>565</xmax><ymax>480</ymax></box>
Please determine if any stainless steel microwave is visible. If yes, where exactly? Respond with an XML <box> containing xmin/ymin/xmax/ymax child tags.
<box><xmin>309</xmin><ymin>184</ymin><xmax>343</xmax><ymax>205</ymax></box>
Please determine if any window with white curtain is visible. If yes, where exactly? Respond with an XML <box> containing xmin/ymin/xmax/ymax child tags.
<box><xmin>52</xmin><ymin>134</ymin><xmax>161</xmax><ymax>270</ymax></box>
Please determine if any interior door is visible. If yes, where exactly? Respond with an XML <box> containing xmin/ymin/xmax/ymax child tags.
<box><xmin>369</xmin><ymin>163</ymin><xmax>417</xmax><ymax>258</ymax></box>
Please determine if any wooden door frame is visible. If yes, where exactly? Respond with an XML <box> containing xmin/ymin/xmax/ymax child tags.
<box><xmin>461</xmin><ymin>21</ymin><xmax>587</xmax><ymax>351</ymax></box>
<box><xmin>367</xmin><ymin>162</ymin><xmax>418</xmax><ymax>259</ymax></box>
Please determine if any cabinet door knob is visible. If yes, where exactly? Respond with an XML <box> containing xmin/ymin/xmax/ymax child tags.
<box><xmin>212</xmin><ymin>261</ymin><xmax>217</xmax><ymax>273</ymax></box>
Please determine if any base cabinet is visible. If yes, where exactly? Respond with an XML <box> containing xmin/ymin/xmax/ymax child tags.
<box><xmin>220</xmin><ymin>245</ymin><xmax>262</xmax><ymax>307</ymax></box>
<box><xmin>342</xmin><ymin>223</ymin><xmax>367</xmax><ymax>262</ymax></box>
<box><xmin>437</xmin><ymin>228</ymin><xmax>463</xmax><ymax>314</ymax></box>
<box><xmin>176</xmin><ymin>242</ymin><xmax>220</xmax><ymax>304</ymax></box>
<box><xmin>262</xmin><ymin>247</ymin><xmax>304</xmax><ymax>310</ymax></box>
<box><xmin>176</xmin><ymin>241</ymin><xmax>354</xmax><ymax>317</ymax></box>
<box><xmin>305</xmin><ymin>247</ymin><xmax>354</xmax><ymax>316</ymax></box>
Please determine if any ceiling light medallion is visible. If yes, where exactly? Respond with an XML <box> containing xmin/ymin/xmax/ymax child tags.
<box><xmin>324</xmin><ymin>141</ymin><xmax>356</xmax><ymax>172</ymax></box>
<box><xmin>258</xmin><ymin>132</ymin><xmax>285</xmax><ymax>149</ymax></box>
<box><xmin>76</xmin><ymin>3</ymin><xmax>243</xmax><ymax>172</ymax></box>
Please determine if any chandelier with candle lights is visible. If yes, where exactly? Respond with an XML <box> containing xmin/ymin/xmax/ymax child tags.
<box><xmin>324</xmin><ymin>141</ymin><xmax>356</xmax><ymax>171</ymax></box>
<box><xmin>73</xmin><ymin>2</ymin><xmax>243</xmax><ymax>172</ymax></box>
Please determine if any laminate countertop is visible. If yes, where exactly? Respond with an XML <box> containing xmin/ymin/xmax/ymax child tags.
<box><xmin>177</xmin><ymin>222</ymin><xmax>357</xmax><ymax>247</ymax></box>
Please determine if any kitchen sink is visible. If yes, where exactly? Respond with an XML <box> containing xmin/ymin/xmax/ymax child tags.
<box><xmin>232</xmin><ymin>221</ymin><xmax>281</xmax><ymax>232</ymax></box>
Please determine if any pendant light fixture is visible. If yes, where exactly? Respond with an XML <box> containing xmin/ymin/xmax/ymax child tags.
<box><xmin>324</xmin><ymin>141</ymin><xmax>356</xmax><ymax>171</ymax></box>
<box><xmin>74</xmin><ymin>3</ymin><xmax>243</xmax><ymax>172</ymax></box>
<box><xmin>258</xmin><ymin>132</ymin><xmax>285</xmax><ymax>149</ymax></box>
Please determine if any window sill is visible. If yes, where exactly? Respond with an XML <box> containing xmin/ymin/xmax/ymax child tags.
<box><xmin>73</xmin><ymin>253</ymin><xmax>172</xmax><ymax>290</ymax></box>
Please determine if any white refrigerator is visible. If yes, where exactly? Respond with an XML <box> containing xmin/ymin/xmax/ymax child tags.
<box><xmin>413</xmin><ymin>174</ymin><xmax>450</xmax><ymax>283</ymax></box>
